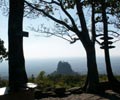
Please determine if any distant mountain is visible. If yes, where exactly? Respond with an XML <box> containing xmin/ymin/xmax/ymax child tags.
<box><xmin>51</xmin><ymin>61</ymin><xmax>78</xmax><ymax>75</ymax></box>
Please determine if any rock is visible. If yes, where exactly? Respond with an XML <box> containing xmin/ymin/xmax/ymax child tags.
<box><xmin>51</xmin><ymin>61</ymin><xmax>78</xmax><ymax>75</ymax></box>
<box><xmin>54</xmin><ymin>87</ymin><xmax>66</xmax><ymax>95</ymax></box>
<box><xmin>67</xmin><ymin>87</ymin><xmax>83</xmax><ymax>94</ymax></box>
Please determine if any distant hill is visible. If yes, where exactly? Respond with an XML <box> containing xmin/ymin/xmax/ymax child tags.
<box><xmin>51</xmin><ymin>61</ymin><xmax>78</xmax><ymax>75</ymax></box>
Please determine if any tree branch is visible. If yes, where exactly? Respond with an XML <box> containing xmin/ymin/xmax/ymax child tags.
<box><xmin>39</xmin><ymin>0</ymin><xmax>59</xmax><ymax>5</ymax></box>
<box><xmin>29</xmin><ymin>25</ymin><xmax>77</xmax><ymax>43</ymax></box>
<box><xmin>95</xmin><ymin>39</ymin><xmax>102</xmax><ymax>45</ymax></box>
<box><xmin>59</xmin><ymin>1</ymin><xmax>78</xmax><ymax>31</ymax></box>
<box><xmin>25</xmin><ymin>0</ymin><xmax>75</xmax><ymax>33</ymax></box>
<box><xmin>108</xmin><ymin>30</ymin><xmax>120</xmax><ymax>37</ymax></box>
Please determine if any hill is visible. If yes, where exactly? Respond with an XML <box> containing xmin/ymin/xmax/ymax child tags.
<box><xmin>51</xmin><ymin>61</ymin><xmax>78</xmax><ymax>75</ymax></box>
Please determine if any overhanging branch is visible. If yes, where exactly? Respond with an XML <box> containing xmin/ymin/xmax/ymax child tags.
<box><xmin>25</xmin><ymin>0</ymin><xmax>75</xmax><ymax>33</ymax></box>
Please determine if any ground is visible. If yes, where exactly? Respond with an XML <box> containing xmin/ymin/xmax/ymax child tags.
<box><xmin>36</xmin><ymin>90</ymin><xmax>120</xmax><ymax>100</ymax></box>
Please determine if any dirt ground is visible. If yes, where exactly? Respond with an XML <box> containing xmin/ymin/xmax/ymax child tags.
<box><xmin>36</xmin><ymin>90</ymin><xmax>120</xmax><ymax>100</ymax></box>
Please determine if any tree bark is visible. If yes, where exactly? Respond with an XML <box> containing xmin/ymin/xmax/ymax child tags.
<box><xmin>8</xmin><ymin>0</ymin><xmax>28</xmax><ymax>91</ymax></box>
<box><xmin>82</xmin><ymin>41</ymin><xmax>99</xmax><ymax>93</ymax></box>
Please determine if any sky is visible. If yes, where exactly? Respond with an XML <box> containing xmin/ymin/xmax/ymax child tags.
<box><xmin>0</xmin><ymin>13</ymin><xmax>85</xmax><ymax>59</ymax></box>
<box><xmin>0</xmin><ymin>8</ymin><xmax>120</xmax><ymax>60</ymax></box>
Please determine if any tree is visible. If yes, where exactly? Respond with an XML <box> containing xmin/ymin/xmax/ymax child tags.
<box><xmin>25</xmin><ymin>0</ymin><xmax>99</xmax><ymax>92</ymax></box>
<box><xmin>86</xmin><ymin>0</ymin><xmax>120</xmax><ymax>92</ymax></box>
<box><xmin>8</xmin><ymin>0</ymin><xmax>28</xmax><ymax>91</ymax></box>
<box><xmin>101</xmin><ymin>0</ymin><xmax>120</xmax><ymax>91</ymax></box>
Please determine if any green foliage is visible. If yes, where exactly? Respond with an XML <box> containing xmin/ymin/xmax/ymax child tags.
<box><xmin>62</xmin><ymin>0</ymin><xmax>75</xmax><ymax>9</ymax></box>
<box><xmin>0</xmin><ymin>76</ymin><xmax>8</xmax><ymax>87</ymax></box>
<box><xmin>29</xmin><ymin>72</ymin><xmax>120</xmax><ymax>91</ymax></box>
<box><xmin>35</xmin><ymin>71</ymin><xmax>54</xmax><ymax>90</ymax></box>
<box><xmin>115</xmin><ymin>75</ymin><xmax>120</xmax><ymax>81</ymax></box>
<box><xmin>99</xmin><ymin>74</ymin><xmax>120</xmax><ymax>82</ymax></box>
<box><xmin>30</xmin><ymin>71</ymin><xmax>86</xmax><ymax>90</ymax></box>
<box><xmin>28</xmin><ymin>74</ymin><xmax>35</xmax><ymax>83</ymax></box>
<box><xmin>48</xmin><ymin>74</ymin><xmax>86</xmax><ymax>88</ymax></box>
<box><xmin>0</xmin><ymin>38</ymin><xmax>7</xmax><ymax>62</ymax></box>
<box><xmin>99</xmin><ymin>74</ymin><xmax>108</xmax><ymax>82</ymax></box>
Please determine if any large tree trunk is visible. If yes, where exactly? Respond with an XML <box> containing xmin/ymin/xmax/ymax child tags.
<box><xmin>8</xmin><ymin>0</ymin><xmax>28</xmax><ymax>91</ymax></box>
<box><xmin>82</xmin><ymin>41</ymin><xmax>99</xmax><ymax>93</ymax></box>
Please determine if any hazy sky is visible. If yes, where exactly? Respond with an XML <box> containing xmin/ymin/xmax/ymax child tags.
<box><xmin>0</xmin><ymin>9</ymin><xmax>120</xmax><ymax>60</ymax></box>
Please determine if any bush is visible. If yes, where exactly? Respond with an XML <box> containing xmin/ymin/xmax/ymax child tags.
<box><xmin>0</xmin><ymin>77</ymin><xmax>8</xmax><ymax>87</ymax></box>
<box><xmin>29</xmin><ymin>71</ymin><xmax>120</xmax><ymax>91</ymax></box>
<box><xmin>33</xmin><ymin>72</ymin><xmax>86</xmax><ymax>89</ymax></box>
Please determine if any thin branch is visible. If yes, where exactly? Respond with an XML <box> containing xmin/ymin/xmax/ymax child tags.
<box><xmin>95</xmin><ymin>20</ymin><xmax>103</xmax><ymax>23</ymax></box>
<box><xmin>39</xmin><ymin>0</ymin><xmax>60</xmax><ymax>5</ymax></box>
<box><xmin>41</xmin><ymin>31</ymin><xmax>73</xmax><ymax>42</ymax></box>
<box><xmin>70</xmin><ymin>38</ymin><xmax>79</xmax><ymax>44</ymax></box>
<box><xmin>24</xmin><ymin>6</ymin><xmax>34</xmax><ymax>17</ymax></box>
<box><xmin>113</xmin><ymin>38</ymin><xmax>120</xmax><ymax>43</ymax></box>
<box><xmin>96</xmin><ymin>34</ymin><xmax>104</xmax><ymax>37</ymax></box>
<box><xmin>108</xmin><ymin>30</ymin><xmax>120</xmax><ymax>37</ymax></box>
<box><xmin>95</xmin><ymin>39</ymin><xmax>102</xmax><ymax>45</ymax></box>
<box><xmin>28</xmin><ymin>25</ymin><xmax>78</xmax><ymax>44</ymax></box>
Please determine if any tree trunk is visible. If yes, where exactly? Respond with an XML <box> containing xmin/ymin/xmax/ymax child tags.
<box><xmin>75</xmin><ymin>0</ymin><xmax>99</xmax><ymax>92</ymax></box>
<box><xmin>8</xmin><ymin>0</ymin><xmax>28</xmax><ymax>91</ymax></box>
<box><xmin>83</xmin><ymin>42</ymin><xmax>99</xmax><ymax>93</ymax></box>
<box><xmin>101</xmin><ymin>2</ymin><xmax>120</xmax><ymax>93</ymax></box>
<box><xmin>104</xmin><ymin>49</ymin><xmax>117</xmax><ymax>82</ymax></box>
